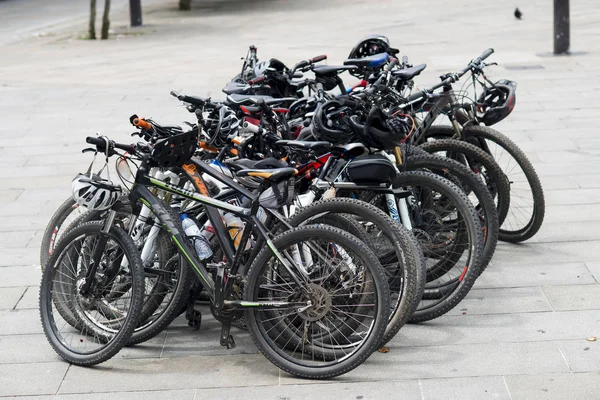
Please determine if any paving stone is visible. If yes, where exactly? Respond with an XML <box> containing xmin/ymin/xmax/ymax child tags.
<box><xmin>557</xmin><ymin>339</ymin><xmax>600</xmax><ymax>373</ymax></box>
<box><xmin>14</xmin><ymin>286</ymin><xmax>38</xmax><ymax>309</ymax></box>
<box><xmin>474</xmin><ymin>262</ymin><xmax>596</xmax><ymax>289</ymax></box>
<box><xmin>420</xmin><ymin>376</ymin><xmax>511</xmax><ymax>400</ymax></box>
<box><xmin>195</xmin><ymin>381</ymin><xmax>422</xmax><ymax>400</ymax></box>
<box><xmin>391</xmin><ymin>310</ymin><xmax>600</xmax><ymax>347</ymax></box>
<box><xmin>0</xmin><ymin>265</ymin><xmax>42</xmax><ymax>286</ymax></box>
<box><xmin>0</xmin><ymin>309</ymin><xmax>43</xmax><ymax>335</ymax></box>
<box><xmin>584</xmin><ymin>262</ymin><xmax>600</xmax><ymax>283</ymax></box>
<box><xmin>0</xmin><ymin>286</ymin><xmax>25</xmax><ymax>310</ymax></box>
<box><xmin>280</xmin><ymin>341</ymin><xmax>569</xmax><ymax>384</ymax></box>
<box><xmin>0</xmin><ymin>362</ymin><xmax>68</xmax><ymax>396</ymax></box>
<box><xmin>0</xmin><ymin>249</ymin><xmax>41</xmax><ymax>267</ymax></box>
<box><xmin>447</xmin><ymin>287</ymin><xmax>552</xmax><ymax>315</ymax></box>
<box><xmin>2</xmin><ymin>390</ymin><xmax>197</xmax><ymax>400</ymax></box>
<box><xmin>59</xmin><ymin>354</ymin><xmax>279</xmax><ymax>393</ymax></box>
<box><xmin>0</xmin><ymin>230</ymin><xmax>38</xmax><ymax>249</ymax></box>
<box><xmin>161</xmin><ymin>311</ymin><xmax>258</xmax><ymax>358</ymax></box>
<box><xmin>542</xmin><ymin>284</ymin><xmax>600</xmax><ymax>311</ymax></box>
<box><xmin>0</xmin><ymin>334</ymin><xmax>58</xmax><ymax>364</ymax></box>
<box><xmin>505</xmin><ymin>372</ymin><xmax>600</xmax><ymax>400</ymax></box>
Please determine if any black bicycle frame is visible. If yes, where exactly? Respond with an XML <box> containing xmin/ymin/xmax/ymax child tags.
<box><xmin>129</xmin><ymin>159</ymin><xmax>309</xmax><ymax>311</ymax></box>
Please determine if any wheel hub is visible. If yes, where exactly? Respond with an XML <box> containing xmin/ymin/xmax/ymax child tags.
<box><xmin>299</xmin><ymin>283</ymin><xmax>332</xmax><ymax>322</ymax></box>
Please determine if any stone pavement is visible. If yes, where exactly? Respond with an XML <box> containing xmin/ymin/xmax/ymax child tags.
<box><xmin>1</xmin><ymin>0</ymin><xmax>599</xmax><ymax>398</ymax></box>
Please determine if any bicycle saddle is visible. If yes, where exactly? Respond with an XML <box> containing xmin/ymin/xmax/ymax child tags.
<box><xmin>236</xmin><ymin>167</ymin><xmax>297</xmax><ymax>182</ymax></box>
<box><xmin>275</xmin><ymin>140</ymin><xmax>332</xmax><ymax>151</ymax></box>
<box><xmin>312</xmin><ymin>65</ymin><xmax>357</xmax><ymax>78</ymax></box>
<box><xmin>392</xmin><ymin>63</ymin><xmax>427</xmax><ymax>81</ymax></box>
<box><xmin>343</xmin><ymin>52</ymin><xmax>389</xmax><ymax>69</ymax></box>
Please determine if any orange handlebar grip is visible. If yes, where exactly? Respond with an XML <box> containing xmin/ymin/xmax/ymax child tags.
<box><xmin>133</xmin><ymin>118</ymin><xmax>152</xmax><ymax>131</ymax></box>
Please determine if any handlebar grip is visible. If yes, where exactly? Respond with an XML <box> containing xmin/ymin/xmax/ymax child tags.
<box><xmin>170</xmin><ymin>90</ymin><xmax>179</xmax><ymax>98</ymax></box>
<box><xmin>133</xmin><ymin>118</ymin><xmax>152</xmax><ymax>131</ymax></box>
<box><xmin>387</xmin><ymin>57</ymin><xmax>399</xmax><ymax>71</ymax></box>
<box><xmin>309</xmin><ymin>54</ymin><xmax>327</xmax><ymax>63</ymax></box>
<box><xmin>86</xmin><ymin>136</ymin><xmax>107</xmax><ymax>147</ymax></box>
<box><xmin>257</xmin><ymin>98</ymin><xmax>274</xmax><ymax>117</ymax></box>
<box><xmin>242</xmin><ymin>121</ymin><xmax>260</xmax><ymax>134</ymax></box>
<box><xmin>248</xmin><ymin>76</ymin><xmax>265</xmax><ymax>85</ymax></box>
<box><xmin>479</xmin><ymin>48</ymin><xmax>494</xmax><ymax>61</ymax></box>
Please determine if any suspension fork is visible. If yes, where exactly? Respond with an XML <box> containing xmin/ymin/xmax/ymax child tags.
<box><xmin>79</xmin><ymin>210</ymin><xmax>117</xmax><ymax>295</ymax></box>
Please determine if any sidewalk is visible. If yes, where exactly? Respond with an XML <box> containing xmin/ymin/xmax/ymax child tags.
<box><xmin>0</xmin><ymin>0</ymin><xmax>599</xmax><ymax>398</ymax></box>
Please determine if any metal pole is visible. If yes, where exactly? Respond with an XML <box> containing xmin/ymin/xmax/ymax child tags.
<box><xmin>554</xmin><ymin>0</ymin><xmax>570</xmax><ymax>54</ymax></box>
<box><xmin>130</xmin><ymin>0</ymin><xmax>142</xmax><ymax>27</ymax></box>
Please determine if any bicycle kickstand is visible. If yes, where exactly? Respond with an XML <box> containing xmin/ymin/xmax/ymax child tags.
<box><xmin>220</xmin><ymin>322</ymin><xmax>236</xmax><ymax>349</ymax></box>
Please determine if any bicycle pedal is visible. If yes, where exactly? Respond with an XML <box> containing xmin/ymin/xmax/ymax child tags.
<box><xmin>185</xmin><ymin>307</ymin><xmax>202</xmax><ymax>330</ymax></box>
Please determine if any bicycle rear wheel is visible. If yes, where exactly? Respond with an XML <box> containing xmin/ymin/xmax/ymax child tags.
<box><xmin>39</xmin><ymin>221</ymin><xmax>145</xmax><ymax>365</ymax></box>
<box><xmin>244</xmin><ymin>225</ymin><xmax>390</xmax><ymax>379</ymax></box>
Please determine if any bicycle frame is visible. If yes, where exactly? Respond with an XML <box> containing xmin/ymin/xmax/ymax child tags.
<box><xmin>128</xmin><ymin>158</ymin><xmax>311</xmax><ymax>312</ymax></box>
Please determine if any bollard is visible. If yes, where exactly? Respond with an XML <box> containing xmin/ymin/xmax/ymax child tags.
<box><xmin>554</xmin><ymin>0</ymin><xmax>570</xmax><ymax>54</ymax></box>
<box><xmin>130</xmin><ymin>0</ymin><xmax>143</xmax><ymax>27</ymax></box>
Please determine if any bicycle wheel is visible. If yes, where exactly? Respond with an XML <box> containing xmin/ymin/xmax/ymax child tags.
<box><xmin>418</xmin><ymin>137</ymin><xmax>510</xmax><ymax>227</ymax></box>
<box><xmin>244</xmin><ymin>225</ymin><xmax>390</xmax><ymax>379</ymax></box>
<box><xmin>423</xmin><ymin>125</ymin><xmax>544</xmax><ymax>242</ymax></box>
<box><xmin>403</xmin><ymin>148</ymin><xmax>499</xmax><ymax>270</ymax></box>
<box><xmin>286</xmin><ymin>198</ymin><xmax>425</xmax><ymax>346</ymax></box>
<box><xmin>39</xmin><ymin>221</ymin><xmax>145</xmax><ymax>365</ymax></box>
<box><xmin>40</xmin><ymin>197</ymin><xmax>94</xmax><ymax>268</ymax></box>
<box><xmin>375</xmin><ymin>171</ymin><xmax>484</xmax><ymax>322</ymax></box>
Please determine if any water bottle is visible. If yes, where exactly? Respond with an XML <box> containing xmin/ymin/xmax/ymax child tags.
<box><xmin>180</xmin><ymin>213</ymin><xmax>213</xmax><ymax>260</ymax></box>
<box><xmin>221</xmin><ymin>212</ymin><xmax>252</xmax><ymax>250</ymax></box>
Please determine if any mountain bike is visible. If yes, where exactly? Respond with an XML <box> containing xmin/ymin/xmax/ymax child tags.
<box><xmin>40</xmin><ymin>130</ymin><xmax>391</xmax><ymax>378</ymax></box>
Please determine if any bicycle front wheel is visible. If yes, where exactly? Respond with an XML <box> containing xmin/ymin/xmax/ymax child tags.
<box><xmin>244</xmin><ymin>225</ymin><xmax>390</xmax><ymax>379</ymax></box>
<box><xmin>39</xmin><ymin>221</ymin><xmax>145</xmax><ymax>365</ymax></box>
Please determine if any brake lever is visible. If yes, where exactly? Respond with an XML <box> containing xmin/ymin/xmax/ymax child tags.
<box><xmin>82</xmin><ymin>148</ymin><xmax>97</xmax><ymax>154</ymax></box>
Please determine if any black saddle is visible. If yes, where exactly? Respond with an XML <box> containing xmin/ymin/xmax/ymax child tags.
<box><xmin>237</xmin><ymin>167</ymin><xmax>297</xmax><ymax>182</ymax></box>
<box><xmin>392</xmin><ymin>63</ymin><xmax>427</xmax><ymax>81</ymax></box>
<box><xmin>222</xmin><ymin>81</ymin><xmax>248</xmax><ymax>95</ymax></box>
<box><xmin>276</xmin><ymin>140</ymin><xmax>332</xmax><ymax>151</ymax></box>
<box><xmin>226</xmin><ymin>157</ymin><xmax>288</xmax><ymax>172</ymax></box>
<box><xmin>226</xmin><ymin>94</ymin><xmax>295</xmax><ymax>106</ymax></box>
<box><xmin>312</xmin><ymin>65</ymin><xmax>357</xmax><ymax>78</ymax></box>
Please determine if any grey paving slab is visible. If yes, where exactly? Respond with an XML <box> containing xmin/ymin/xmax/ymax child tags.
<box><xmin>491</xmin><ymin>241</ymin><xmax>600</xmax><ymax>265</ymax></box>
<box><xmin>447</xmin><ymin>287</ymin><xmax>552</xmax><ymax>315</ymax></box>
<box><xmin>2</xmin><ymin>390</ymin><xmax>197</xmax><ymax>400</ymax></box>
<box><xmin>14</xmin><ymin>286</ymin><xmax>39</xmax><ymax>309</ymax></box>
<box><xmin>193</xmin><ymin>381</ymin><xmax>423</xmax><ymax>400</ymax></box>
<box><xmin>505</xmin><ymin>372</ymin><xmax>600</xmax><ymax>400</ymax></box>
<box><xmin>0</xmin><ymin>286</ymin><xmax>25</xmax><ymax>310</ymax></box>
<box><xmin>420</xmin><ymin>376</ymin><xmax>511</xmax><ymax>400</ymax></box>
<box><xmin>59</xmin><ymin>354</ymin><xmax>279</xmax><ymax>393</ymax></box>
<box><xmin>0</xmin><ymin>362</ymin><xmax>68</xmax><ymax>397</ymax></box>
<box><xmin>0</xmin><ymin>334</ymin><xmax>58</xmax><ymax>364</ymax></box>
<box><xmin>161</xmin><ymin>312</ymin><xmax>258</xmax><ymax>357</ymax></box>
<box><xmin>0</xmin><ymin>230</ymin><xmax>38</xmax><ymax>249</ymax></box>
<box><xmin>0</xmin><ymin>265</ymin><xmax>42</xmax><ymax>287</ymax></box>
<box><xmin>391</xmin><ymin>310</ymin><xmax>600</xmax><ymax>348</ymax></box>
<box><xmin>474</xmin><ymin>262</ymin><xmax>596</xmax><ymax>289</ymax></box>
<box><xmin>280</xmin><ymin>341</ymin><xmax>569</xmax><ymax>384</ymax></box>
<box><xmin>542</xmin><ymin>284</ymin><xmax>600</xmax><ymax>311</ymax></box>
<box><xmin>0</xmin><ymin>249</ymin><xmax>41</xmax><ymax>267</ymax></box>
<box><xmin>585</xmin><ymin>262</ymin><xmax>600</xmax><ymax>283</ymax></box>
<box><xmin>557</xmin><ymin>339</ymin><xmax>600</xmax><ymax>373</ymax></box>
<box><xmin>544</xmin><ymin>188</ymin><xmax>600</xmax><ymax>206</ymax></box>
<box><xmin>0</xmin><ymin>310</ymin><xmax>44</xmax><ymax>335</ymax></box>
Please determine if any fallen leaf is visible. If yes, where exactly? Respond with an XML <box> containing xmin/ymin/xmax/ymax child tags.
<box><xmin>586</xmin><ymin>336</ymin><xmax>596</xmax><ymax>342</ymax></box>
<box><xmin>378</xmin><ymin>346</ymin><xmax>390</xmax><ymax>353</ymax></box>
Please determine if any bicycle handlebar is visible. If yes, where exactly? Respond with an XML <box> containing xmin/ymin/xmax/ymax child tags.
<box><xmin>132</xmin><ymin>117</ymin><xmax>152</xmax><ymax>131</ymax></box>
<box><xmin>86</xmin><ymin>136</ymin><xmax>135</xmax><ymax>154</ymax></box>
<box><xmin>309</xmin><ymin>54</ymin><xmax>327</xmax><ymax>63</ymax></box>
<box><xmin>248</xmin><ymin>76</ymin><xmax>265</xmax><ymax>85</ymax></box>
